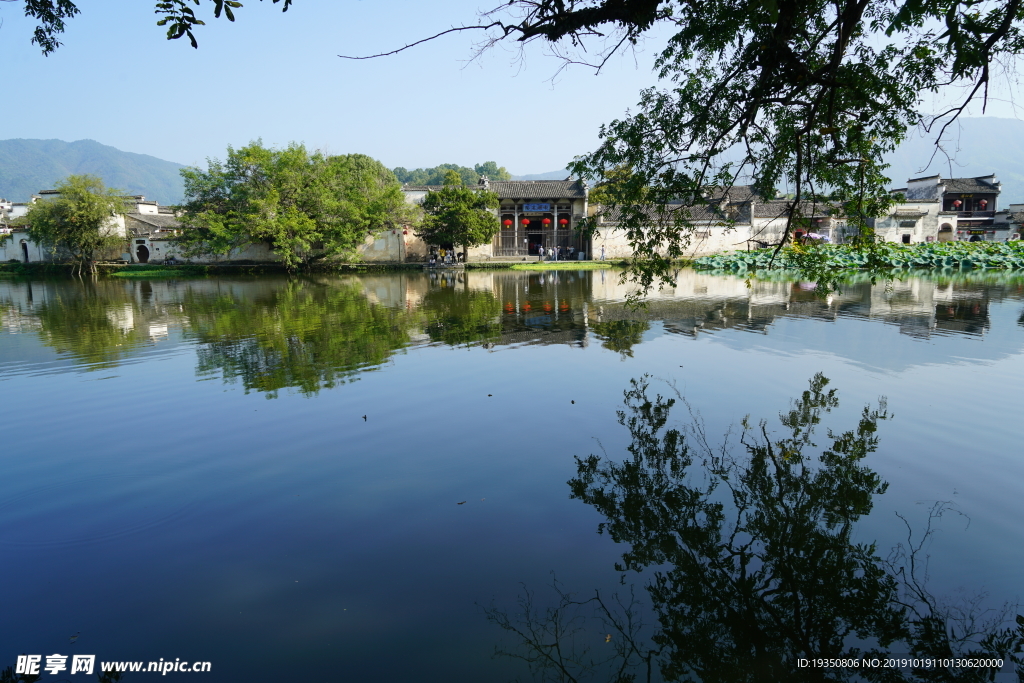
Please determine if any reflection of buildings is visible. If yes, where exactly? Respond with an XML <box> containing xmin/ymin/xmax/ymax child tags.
<box><xmin>1</xmin><ymin>271</ymin><xmax>1017</xmax><ymax>380</ymax></box>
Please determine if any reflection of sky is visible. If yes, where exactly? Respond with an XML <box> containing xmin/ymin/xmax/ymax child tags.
<box><xmin>696</xmin><ymin>301</ymin><xmax>1024</xmax><ymax>374</ymax></box>
<box><xmin>1</xmin><ymin>272</ymin><xmax>1023</xmax><ymax>681</ymax></box>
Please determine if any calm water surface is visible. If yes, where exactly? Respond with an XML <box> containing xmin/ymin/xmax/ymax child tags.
<box><xmin>1</xmin><ymin>269</ymin><xmax>1022</xmax><ymax>681</ymax></box>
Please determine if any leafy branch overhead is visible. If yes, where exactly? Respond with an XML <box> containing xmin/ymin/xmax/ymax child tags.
<box><xmin>344</xmin><ymin>0</ymin><xmax>1024</xmax><ymax>291</ymax></box>
<box><xmin>19</xmin><ymin>0</ymin><xmax>292</xmax><ymax>53</ymax></box>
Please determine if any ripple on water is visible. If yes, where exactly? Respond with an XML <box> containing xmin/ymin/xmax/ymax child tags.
<box><xmin>0</xmin><ymin>471</ymin><xmax>196</xmax><ymax>549</ymax></box>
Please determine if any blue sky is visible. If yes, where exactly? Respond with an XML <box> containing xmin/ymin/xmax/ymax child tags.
<box><xmin>1</xmin><ymin>0</ymin><xmax>669</xmax><ymax>174</ymax></box>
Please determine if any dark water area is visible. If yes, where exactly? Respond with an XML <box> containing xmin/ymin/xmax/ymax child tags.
<box><xmin>1</xmin><ymin>269</ymin><xmax>1022</xmax><ymax>682</ymax></box>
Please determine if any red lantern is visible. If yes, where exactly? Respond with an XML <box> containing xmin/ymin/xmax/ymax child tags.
<box><xmin>521</xmin><ymin>218</ymin><xmax>530</xmax><ymax>227</ymax></box>
<box><xmin>980</xmin><ymin>199</ymin><xmax>988</xmax><ymax>208</ymax></box>
<box><xmin>559</xmin><ymin>218</ymin><xmax>569</xmax><ymax>226</ymax></box>
<box><xmin>542</xmin><ymin>218</ymin><xmax>551</xmax><ymax>226</ymax></box>
<box><xmin>403</xmin><ymin>229</ymin><xmax>408</xmax><ymax>235</ymax></box>
<box><xmin>953</xmin><ymin>200</ymin><xmax>962</xmax><ymax>208</ymax></box>
<box><xmin>503</xmin><ymin>219</ymin><xmax>513</xmax><ymax>226</ymax></box>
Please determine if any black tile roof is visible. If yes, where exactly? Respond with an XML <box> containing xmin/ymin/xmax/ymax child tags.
<box><xmin>126</xmin><ymin>213</ymin><xmax>181</xmax><ymax>235</ymax></box>
<box><xmin>598</xmin><ymin>202</ymin><xmax>736</xmax><ymax>224</ymax></box>
<box><xmin>489</xmin><ymin>180</ymin><xmax>587</xmax><ymax>200</ymax></box>
<box><xmin>944</xmin><ymin>176</ymin><xmax>1000</xmax><ymax>193</ymax></box>
<box><xmin>752</xmin><ymin>199</ymin><xmax>838</xmax><ymax>218</ymax></box>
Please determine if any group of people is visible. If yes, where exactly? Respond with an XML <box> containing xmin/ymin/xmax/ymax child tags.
<box><xmin>536</xmin><ymin>245</ymin><xmax>576</xmax><ymax>261</ymax></box>
<box><xmin>428</xmin><ymin>248</ymin><xmax>464</xmax><ymax>266</ymax></box>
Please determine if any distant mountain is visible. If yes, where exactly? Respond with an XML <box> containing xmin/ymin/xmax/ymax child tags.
<box><xmin>883</xmin><ymin>117</ymin><xmax>1024</xmax><ymax>205</ymax></box>
<box><xmin>0</xmin><ymin>139</ymin><xmax>185</xmax><ymax>205</ymax></box>
<box><xmin>511</xmin><ymin>169</ymin><xmax>570</xmax><ymax>181</ymax></box>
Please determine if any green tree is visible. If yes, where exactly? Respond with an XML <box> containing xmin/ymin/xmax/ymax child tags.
<box><xmin>473</xmin><ymin>161</ymin><xmax>511</xmax><ymax>182</ymax></box>
<box><xmin>15</xmin><ymin>175</ymin><xmax>129</xmax><ymax>276</ymax></box>
<box><xmin>178</xmin><ymin>142</ymin><xmax>412</xmax><ymax>270</ymax></box>
<box><xmin>392</xmin><ymin>162</ymin><xmax>511</xmax><ymax>187</ymax></box>
<box><xmin>418</xmin><ymin>170</ymin><xmax>500</xmax><ymax>260</ymax></box>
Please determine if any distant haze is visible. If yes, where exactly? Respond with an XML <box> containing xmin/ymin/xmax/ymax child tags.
<box><xmin>513</xmin><ymin>118</ymin><xmax>1024</xmax><ymax>205</ymax></box>
<box><xmin>4</xmin><ymin>118</ymin><xmax>1023</xmax><ymax>207</ymax></box>
<box><xmin>884</xmin><ymin>117</ymin><xmax>1024</xmax><ymax>205</ymax></box>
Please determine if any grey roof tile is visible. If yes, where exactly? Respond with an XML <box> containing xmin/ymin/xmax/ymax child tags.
<box><xmin>126</xmin><ymin>213</ymin><xmax>182</xmax><ymax>233</ymax></box>
<box><xmin>489</xmin><ymin>180</ymin><xmax>587</xmax><ymax>200</ymax></box>
<box><xmin>944</xmin><ymin>176</ymin><xmax>1000</xmax><ymax>193</ymax></box>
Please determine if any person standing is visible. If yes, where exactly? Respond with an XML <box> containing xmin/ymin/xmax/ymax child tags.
<box><xmin>538</xmin><ymin>245</ymin><xmax>545</xmax><ymax>260</ymax></box>
<box><xmin>600</xmin><ymin>244</ymin><xmax>606</xmax><ymax>261</ymax></box>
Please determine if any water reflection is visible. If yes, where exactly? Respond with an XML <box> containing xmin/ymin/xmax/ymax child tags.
<box><xmin>488</xmin><ymin>376</ymin><xmax>1024</xmax><ymax>681</ymax></box>
<box><xmin>182</xmin><ymin>279</ymin><xmax>419</xmax><ymax>396</ymax></box>
<box><xmin>422</xmin><ymin>280</ymin><xmax>503</xmax><ymax>347</ymax></box>
<box><xmin>2</xmin><ymin>270</ymin><xmax>1023</xmax><ymax>390</ymax></box>
<box><xmin>11</xmin><ymin>281</ymin><xmax>152</xmax><ymax>369</ymax></box>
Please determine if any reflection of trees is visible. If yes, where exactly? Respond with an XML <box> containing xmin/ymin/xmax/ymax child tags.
<box><xmin>422</xmin><ymin>285</ymin><xmax>503</xmax><ymax>347</ymax></box>
<box><xmin>590</xmin><ymin>320</ymin><xmax>650</xmax><ymax>358</ymax></box>
<box><xmin>32</xmin><ymin>282</ymin><xmax>148</xmax><ymax>369</ymax></box>
<box><xmin>491</xmin><ymin>376</ymin><xmax>1023</xmax><ymax>682</ymax></box>
<box><xmin>183</xmin><ymin>280</ymin><xmax>419</xmax><ymax>396</ymax></box>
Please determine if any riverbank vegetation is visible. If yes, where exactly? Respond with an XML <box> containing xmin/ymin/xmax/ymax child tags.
<box><xmin>108</xmin><ymin>265</ymin><xmax>209</xmax><ymax>278</ymax></box>
<box><xmin>694</xmin><ymin>242</ymin><xmax>1024</xmax><ymax>272</ymax></box>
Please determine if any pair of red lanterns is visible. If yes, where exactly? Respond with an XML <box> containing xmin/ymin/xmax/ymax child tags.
<box><xmin>952</xmin><ymin>199</ymin><xmax>988</xmax><ymax>209</ymax></box>
<box><xmin>502</xmin><ymin>218</ymin><xmax>570</xmax><ymax>227</ymax></box>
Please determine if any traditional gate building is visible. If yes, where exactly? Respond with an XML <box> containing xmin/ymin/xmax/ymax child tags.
<box><xmin>489</xmin><ymin>178</ymin><xmax>589</xmax><ymax>258</ymax></box>
<box><xmin>403</xmin><ymin>177</ymin><xmax>590</xmax><ymax>260</ymax></box>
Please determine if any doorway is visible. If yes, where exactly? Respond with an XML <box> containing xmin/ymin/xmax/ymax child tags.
<box><xmin>528</xmin><ymin>233</ymin><xmax>542</xmax><ymax>255</ymax></box>
<box><xmin>901</xmin><ymin>234</ymin><xmax>911</xmax><ymax>244</ymax></box>
<box><xmin>20</xmin><ymin>240</ymin><xmax>29</xmax><ymax>263</ymax></box>
<box><xmin>136</xmin><ymin>244</ymin><xmax>150</xmax><ymax>263</ymax></box>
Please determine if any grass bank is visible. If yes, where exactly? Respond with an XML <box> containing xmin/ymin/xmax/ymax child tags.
<box><xmin>108</xmin><ymin>265</ymin><xmax>210</xmax><ymax>278</ymax></box>
<box><xmin>694</xmin><ymin>242</ymin><xmax>1024</xmax><ymax>272</ymax></box>
<box><xmin>509</xmin><ymin>261</ymin><xmax>615</xmax><ymax>271</ymax></box>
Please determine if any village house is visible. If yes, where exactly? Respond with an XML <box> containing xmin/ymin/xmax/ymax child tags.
<box><xmin>5</xmin><ymin>171</ymin><xmax>1018</xmax><ymax>266</ymax></box>
<box><xmin>876</xmin><ymin>174</ymin><xmax>1012</xmax><ymax>243</ymax></box>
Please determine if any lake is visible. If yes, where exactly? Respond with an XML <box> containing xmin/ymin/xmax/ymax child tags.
<box><xmin>1</xmin><ymin>268</ymin><xmax>1022</xmax><ymax>682</ymax></box>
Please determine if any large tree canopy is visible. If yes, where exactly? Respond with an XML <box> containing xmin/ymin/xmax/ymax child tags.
<box><xmin>178</xmin><ymin>142</ymin><xmax>413</xmax><ymax>270</ymax></box>
<box><xmin>417</xmin><ymin>170</ymin><xmax>500</xmax><ymax>255</ymax></box>
<box><xmin>14</xmin><ymin>174</ymin><xmax>129</xmax><ymax>275</ymax></box>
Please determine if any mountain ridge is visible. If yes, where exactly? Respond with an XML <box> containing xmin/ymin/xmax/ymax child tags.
<box><xmin>0</xmin><ymin>139</ymin><xmax>186</xmax><ymax>205</ymax></box>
